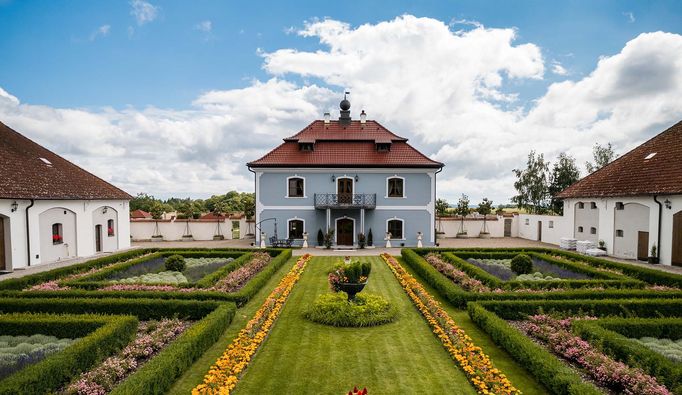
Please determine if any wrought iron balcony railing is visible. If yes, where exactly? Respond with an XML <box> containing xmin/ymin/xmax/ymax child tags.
<box><xmin>314</xmin><ymin>193</ymin><xmax>376</xmax><ymax>209</ymax></box>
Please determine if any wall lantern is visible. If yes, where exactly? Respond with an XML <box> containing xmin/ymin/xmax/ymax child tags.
<box><xmin>665</xmin><ymin>199</ymin><xmax>672</xmax><ymax>209</ymax></box>
<box><xmin>102</xmin><ymin>207</ymin><xmax>108</xmax><ymax>214</ymax></box>
<box><xmin>331</xmin><ymin>175</ymin><xmax>336</xmax><ymax>182</ymax></box>
<box><xmin>10</xmin><ymin>201</ymin><xmax>18</xmax><ymax>212</ymax></box>
<box><xmin>354</xmin><ymin>174</ymin><xmax>359</xmax><ymax>182</ymax></box>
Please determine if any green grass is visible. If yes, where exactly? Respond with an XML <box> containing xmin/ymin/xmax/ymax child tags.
<box><xmin>399</xmin><ymin>257</ymin><xmax>549</xmax><ymax>395</ymax></box>
<box><xmin>166</xmin><ymin>256</ymin><xmax>296</xmax><ymax>395</ymax></box>
<box><xmin>232</xmin><ymin>256</ymin><xmax>477</xmax><ymax>394</ymax></box>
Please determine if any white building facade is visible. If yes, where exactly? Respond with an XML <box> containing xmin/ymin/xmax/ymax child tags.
<box><xmin>0</xmin><ymin>122</ymin><xmax>131</xmax><ymax>270</ymax></box>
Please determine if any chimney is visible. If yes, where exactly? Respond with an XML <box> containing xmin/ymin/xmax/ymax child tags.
<box><xmin>324</xmin><ymin>112</ymin><xmax>330</xmax><ymax>124</ymax></box>
<box><xmin>338</xmin><ymin>92</ymin><xmax>351</xmax><ymax>126</ymax></box>
<box><xmin>360</xmin><ymin>110</ymin><xmax>366</xmax><ymax>124</ymax></box>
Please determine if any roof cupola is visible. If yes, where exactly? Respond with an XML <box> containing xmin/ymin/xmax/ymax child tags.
<box><xmin>339</xmin><ymin>91</ymin><xmax>351</xmax><ymax>126</ymax></box>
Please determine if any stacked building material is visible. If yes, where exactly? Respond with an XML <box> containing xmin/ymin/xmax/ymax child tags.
<box><xmin>576</xmin><ymin>240</ymin><xmax>595</xmax><ymax>254</ymax></box>
<box><xmin>559</xmin><ymin>237</ymin><xmax>577</xmax><ymax>250</ymax></box>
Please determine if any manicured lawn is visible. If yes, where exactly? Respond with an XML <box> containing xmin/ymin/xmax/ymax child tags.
<box><xmin>167</xmin><ymin>255</ymin><xmax>297</xmax><ymax>394</ymax></box>
<box><xmin>232</xmin><ymin>256</ymin><xmax>478</xmax><ymax>394</ymax></box>
<box><xmin>399</xmin><ymin>256</ymin><xmax>550</xmax><ymax>395</ymax></box>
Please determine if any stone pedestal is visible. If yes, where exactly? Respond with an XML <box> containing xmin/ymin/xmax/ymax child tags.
<box><xmin>417</xmin><ymin>232</ymin><xmax>423</xmax><ymax>248</ymax></box>
<box><xmin>302</xmin><ymin>232</ymin><xmax>309</xmax><ymax>248</ymax></box>
<box><xmin>260</xmin><ymin>232</ymin><xmax>266</xmax><ymax>248</ymax></box>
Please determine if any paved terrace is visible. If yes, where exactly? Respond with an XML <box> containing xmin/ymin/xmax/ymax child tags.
<box><xmin>1</xmin><ymin>237</ymin><xmax>679</xmax><ymax>280</ymax></box>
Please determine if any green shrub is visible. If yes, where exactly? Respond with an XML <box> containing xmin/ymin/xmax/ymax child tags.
<box><xmin>0</xmin><ymin>314</ymin><xmax>138</xmax><ymax>395</ymax></box>
<box><xmin>467</xmin><ymin>302</ymin><xmax>600</xmax><ymax>395</ymax></box>
<box><xmin>111</xmin><ymin>303</ymin><xmax>235</xmax><ymax>395</ymax></box>
<box><xmin>510</xmin><ymin>254</ymin><xmax>533</xmax><ymax>275</ymax></box>
<box><xmin>304</xmin><ymin>293</ymin><xmax>397</xmax><ymax>327</ymax></box>
<box><xmin>164</xmin><ymin>255</ymin><xmax>186</xmax><ymax>272</ymax></box>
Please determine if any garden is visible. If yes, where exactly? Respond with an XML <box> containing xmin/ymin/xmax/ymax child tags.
<box><xmin>0</xmin><ymin>247</ymin><xmax>680</xmax><ymax>394</ymax></box>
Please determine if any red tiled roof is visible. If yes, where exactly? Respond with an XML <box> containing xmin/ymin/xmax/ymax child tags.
<box><xmin>0</xmin><ymin>121</ymin><xmax>132</xmax><ymax>200</ymax></box>
<box><xmin>249</xmin><ymin>120</ymin><xmax>442</xmax><ymax>168</ymax></box>
<box><xmin>130</xmin><ymin>209</ymin><xmax>152</xmax><ymax>219</ymax></box>
<box><xmin>558</xmin><ymin>120</ymin><xmax>682</xmax><ymax>198</ymax></box>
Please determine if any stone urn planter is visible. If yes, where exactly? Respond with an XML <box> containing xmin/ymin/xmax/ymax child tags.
<box><xmin>337</xmin><ymin>282</ymin><xmax>368</xmax><ymax>301</ymax></box>
<box><xmin>479</xmin><ymin>232</ymin><xmax>491</xmax><ymax>239</ymax></box>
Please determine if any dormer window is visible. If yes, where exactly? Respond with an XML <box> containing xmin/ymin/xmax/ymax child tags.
<box><xmin>376</xmin><ymin>143</ymin><xmax>391</xmax><ymax>152</ymax></box>
<box><xmin>299</xmin><ymin>143</ymin><xmax>314</xmax><ymax>151</ymax></box>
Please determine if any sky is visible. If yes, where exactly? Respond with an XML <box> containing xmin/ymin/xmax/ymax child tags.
<box><xmin>1</xmin><ymin>0</ymin><xmax>681</xmax><ymax>204</ymax></box>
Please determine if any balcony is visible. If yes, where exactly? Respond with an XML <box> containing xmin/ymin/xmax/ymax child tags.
<box><xmin>314</xmin><ymin>193</ymin><xmax>376</xmax><ymax>209</ymax></box>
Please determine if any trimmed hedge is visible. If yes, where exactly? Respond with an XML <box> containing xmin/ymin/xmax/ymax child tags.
<box><xmin>467</xmin><ymin>302</ymin><xmax>600</xmax><ymax>395</ymax></box>
<box><xmin>0</xmin><ymin>313</ymin><xmax>138</xmax><ymax>395</ymax></box>
<box><xmin>0</xmin><ymin>297</ymin><xmax>222</xmax><ymax>320</ymax></box>
<box><xmin>0</xmin><ymin>249</ymin><xmax>154</xmax><ymax>291</ymax></box>
<box><xmin>112</xmin><ymin>303</ymin><xmax>236</xmax><ymax>395</ymax></box>
<box><xmin>573</xmin><ymin>318</ymin><xmax>682</xmax><ymax>394</ymax></box>
<box><xmin>411</xmin><ymin>247</ymin><xmax>682</xmax><ymax>287</ymax></box>
<box><xmin>194</xmin><ymin>252</ymin><xmax>253</xmax><ymax>288</ymax></box>
<box><xmin>228</xmin><ymin>249</ymin><xmax>293</xmax><ymax>306</ymax></box>
<box><xmin>401</xmin><ymin>249</ymin><xmax>682</xmax><ymax>308</ymax></box>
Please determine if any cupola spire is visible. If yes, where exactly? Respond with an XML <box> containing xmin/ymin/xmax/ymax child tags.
<box><xmin>339</xmin><ymin>91</ymin><xmax>351</xmax><ymax>125</ymax></box>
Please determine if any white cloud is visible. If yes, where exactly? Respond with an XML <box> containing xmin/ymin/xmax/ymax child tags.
<box><xmin>89</xmin><ymin>24</ymin><xmax>111</xmax><ymax>41</ymax></box>
<box><xmin>195</xmin><ymin>20</ymin><xmax>212</xmax><ymax>32</ymax></box>
<box><xmin>130</xmin><ymin>0</ymin><xmax>158</xmax><ymax>26</ymax></box>
<box><xmin>624</xmin><ymin>11</ymin><xmax>636</xmax><ymax>23</ymax></box>
<box><xmin>551</xmin><ymin>61</ymin><xmax>568</xmax><ymax>76</ymax></box>
<box><xmin>1</xmin><ymin>16</ymin><xmax>681</xmax><ymax>204</ymax></box>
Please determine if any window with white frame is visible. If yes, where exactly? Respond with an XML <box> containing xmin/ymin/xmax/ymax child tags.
<box><xmin>525</xmin><ymin>219</ymin><xmax>529</xmax><ymax>225</ymax></box>
<box><xmin>578</xmin><ymin>202</ymin><xmax>585</xmax><ymax>209</ymax></box>
<box><xmin>107</xmin><ymin>219</ymin><xmax>115</xmax><ymax>236</ymax></box>
<box><xmin>287</xmin><ymin>177</ymin><xmax>305</xmax><ymax>198</ymax></box>
<box><xmin>616</xmin><ymin>229</ymin><xmax>624</xmax><ymax>237</ymax></box>
<box><xmin>578</xmin><ymin>226</ymin><xmax>584</xmax><ymax>233</ymax></box>
<box><xmin>616</xmin><ymin>202</ymin><xmax>624</xmax><ymax>210</ymax></box>
<box><xmin>590</xmin><ymin>202</ymin><xmax>597</xmax><ymax>209</ymax></box>
<box><xmin>387</xmin><ymin>177</ymin><xmax>404</xmax><ymax>198</ymax></box>
<box><xmin>549</xmin><ymin>221</ymin><xmax>554</xmax><ymax>229</ymax></box>
<box><xmin>288</xmin><ymin>219</ymin><xmax>304</xmax><ymax>239</ymax></box>
<box><xmin>387</xmin><ymin>219</ymin><xmax>404</xmax><ymax>239</ymax></box>
<box><xmin>590</xmin><ymin>227</ymin><xmax>597</xmax><ymax>235</ymax></box>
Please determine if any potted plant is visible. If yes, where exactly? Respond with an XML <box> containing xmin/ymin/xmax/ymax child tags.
<box><xmin>358</xmin><ymin>233</ymin><xmax>366</xmax><ymax>249</ymax></box>
<box><xmin>150</xmin><ymin>201</ymin><xmax>164</xmax><ymax>242</ymax></box>
<box><xmin>329</xmin><ymin>260</ymin><xmax>371</xmax><ymax>301</ymax></box>
<box><xmin>598</xmin><ymin>240</ymin><xmax>606</xmax><ymax>251</ymax></box>
<box><xmin>180</xmin><ymin>201</ymin><xmax>194</xmax><ymax>241</ymax></box>
<box><xmin>211</xmin><ymin>201</ymin><xmax>228</xmax><ymax>240</ymax></box>
<box><xmin>648</xmin><ymin>244</ymin><xmax>659</xmax><ymax>264</ymax></box>
<box><xmin>478</xmin><ymin>197</ymin><xmax>493</xmax><ymax>239</ymax></box>
<box><xmin>455</xmin><ymin>194</ymin><xmax>469</xmax><ymax>238</ymax></box>
<box><xmin>324</xmin><ymin>229</ymin><xmax>335</xmax><ymax>249</ymax></box>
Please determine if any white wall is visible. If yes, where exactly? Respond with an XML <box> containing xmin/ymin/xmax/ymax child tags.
<box><xmin>436</xmin><ymin>216</ymin><xmax>516</xmax><ymax>238</ymax></box>
<box><xmin>573</xmin><ymin>200</ymin><xmax>600</xmax><ymax>243</ymax></box>
<box><xmin>613</xmin><ymin>203</ymin><xmax>650</xmax><ymax>260</ymax></box>
<box><xmin>0</xmin><ymin>199</ymin><xmax>131</xmax><ymax>269</ymax></box>
<box><xmin>518</xmin><ymin>214</ymin><xmax>571</xmax><ymax>245</ymax></box>
<box><xmin>92</xmin><ymin>205</ymin><xmax>119</xmax><ymax>252</ymax></box>
<box><xmin>39</xmin><ymin>207</ymin><xmax>77</xmax><ymax>263</ymax></box>
<box><xmin>130</xmin><ymin>218</ymin><xmax>250</xmax><ymax>241</ymax></box>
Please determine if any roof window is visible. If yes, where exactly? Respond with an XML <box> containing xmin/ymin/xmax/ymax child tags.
<box><xmin>644</xmin><ymin>152</ymin><xmax>656</xmax><ymax>160</ymax></box>
<box><xmin>376</xmin><ymin>143</ymin><xmax>391</xmax><ymax>152</ymax></box>
<box><xmin>39</xmin><ymin>157</ymin><xmax>53</xmax><ymax>166</ymax></box>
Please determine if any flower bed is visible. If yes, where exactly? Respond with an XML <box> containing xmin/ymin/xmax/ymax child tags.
<box><xmin>62</xmin><ymin>318</ymin><xmax>189</xmax><ymax>395</ymax></box>
<box><xmin>212</xmin><ymin>252</ymin><xmax>271</xmax><ymax>292</ymax></box>
<box><xmin>304</xmin><ymin>292</ymin><xmax>397</xmax><ymax>327</ymax></box>
<box><xmin>192</xmin><ymin>254</ymin><xmax>312</xmax><ymax>394</ymax></box>
<box><xmin>0</xmin><ymin>334</ymin><xmax>78</xmax><ymax>380</ymax></box>
<box><xmin>517</xmin><ymin>314</ymin><xmax>671</xmax><ymax>395</ymax></box>
<box><xmin>632</xmin><ymin>337</ymin><xmax>682</xmax><ymax>362</ymax></box>
<box><xmin>380</xmin><ymin>253</ymin><xmax>519</xmax><ymax>395</ymax></box>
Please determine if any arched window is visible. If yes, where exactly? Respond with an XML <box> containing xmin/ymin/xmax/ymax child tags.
<box><xmin>387</xmin><ymin>219</ymin><xmax>404</xmax><ymax>239</ymax></box>
<box><xmin>52</xmin><ymin>223</ymin><xmax>63</xmax><ymax>245</ymax></box>
<box><xmin>287</xmin><ymin>177</ymin><xmax>305</xmax><ymax>198</ymax></box>
<box><xmin>288</xmin><ymin>219</ymin><xmax>304</xmax><ymax>239</ymax></box>
<box><xmin>577</xmin><ymin>202</ymin><xmax>585</xmax><ymax>209</ymax></box>
<box><xmin>387</xmin><ymin>176</ymin><xmax>404</xmax><ymax>198</ymax></box>
<box><xmin>590</xmin><ymin>202</ymin><xmax>597</xmax><ymax>209</ymax></box>
<box><xmin>107</xmin><ymin>219</ymin><xmax>115</xmax><ymax>236</ymax></box>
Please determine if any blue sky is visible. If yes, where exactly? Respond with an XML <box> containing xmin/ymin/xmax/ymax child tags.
<box><xmin>1</xmin><ymin>1</ymin><xmax>682</xmax><ymax>203</ymax></box>
<box><xmin>2</xmin><ymin>1</ymin><xmax>680</xmax><ymax>109</ymax></box>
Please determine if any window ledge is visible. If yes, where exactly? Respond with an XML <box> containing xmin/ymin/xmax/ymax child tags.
<box><xmin>284</xmin><ymin>196</ymin><xmax>308</xmax><ymax>199</ymax></box>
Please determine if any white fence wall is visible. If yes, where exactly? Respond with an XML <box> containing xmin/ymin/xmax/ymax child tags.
<box><xmin>517</xmin><ymin>214</ymin><xmax>570</xmax><ymax>245</ymax></box>
<box><xmin>131</xmin><ymin>218</ymin><xmax>250</xmax><ymax>241</ymax></box>
<box><xmin>436</xmin><ymin>216</ymin><xmax>515</xmax><ymax>238</ymax></box>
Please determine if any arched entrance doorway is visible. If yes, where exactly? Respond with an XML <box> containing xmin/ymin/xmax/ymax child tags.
<box><xmin>673</xmin><ymin>210</ymin><xmax>682</xmax><ymax>267</ymax></box>
<box><xmin>336</xmin><ymin>217</ymin><xmax>354</xmax><ymax>246</ymax></box>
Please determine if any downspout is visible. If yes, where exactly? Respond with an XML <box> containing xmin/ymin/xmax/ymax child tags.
<box><xmin>653</xmin><ymin>195</ymin><xmax>663</xmax><ymax>260</ymax></box>
<box><xmin>25</xmin><ymin>199</ymin><xmax>35</xmax><ymax>267</ymax></box>
<box><xmin>248</xmin><ymin>166</ymin><xmax>257</xmax><ymax>246</ymax></box>
<box><xmin>434</xmin><ymin>167</ymin><xmax>443</xmax><ymax>246</ymax></box>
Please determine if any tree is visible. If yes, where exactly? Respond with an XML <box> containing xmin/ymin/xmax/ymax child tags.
<box><xmin>149</xmin><ymin>202</ymin><xmax>165</xmax><ymax>220</ymax></box>
<box><xmin>478</xmin><ymin>198</ymin><xmax>493</xmax><ymax>234</ymax></box>
<box><xmin>548</xmin><ymin>153</ymin><xmax>581</xmax><ymax>215</ymax></box>
<box><xmin>212</xmin><ymin>201</ymin><xmax>229</xmax><ymax>238</ymax></box>
<box><xmin>435</xmin><ymin>198</ymin><xmax>449</xmax><ymax>233</ymax></box>
<box><xmin>512</xmin><ymin>151</ymin><xmax>550</xmax><ymax>214</ymax></box>
<box><xmin>455</xmin><ymin>194</ymin><xmax>470</xmax><ymax>235</ymax></box>
<box><xmin>585</xmin><ymin>142</ymin><xmax>617</xmax><ymax>174</ymax></box>
<box><xmin>130</xmin><ymin>193</ymin><xmax>158</xmax><ymax>212</ymax></box>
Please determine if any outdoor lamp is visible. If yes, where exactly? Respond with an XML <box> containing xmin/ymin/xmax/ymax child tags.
<box><xmin>10</xmin><ymin>201</ymin><xmax>18</xmax><ymax>212</ymax></box>
<box><xmin>331</xmin><ymin>175</ymin><xmax>336</xmax><ymax>182</ymax></box>
<box><xmin>355</xmin><ymin>174</ymin><xmax>359</xmax><ymax>182</ymax></box>
<box><xmin>102</xmin><ymin>207</ymin><xmax>108</xmax><ymax>214</ymax></box>
<box><xmin>665</xmin><ymin>199</ymin><xmax>672</xmax><ymax>209</ymax></box>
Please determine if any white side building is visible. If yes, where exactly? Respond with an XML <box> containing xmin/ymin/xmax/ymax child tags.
<box><xmin>557</xmin><ymin>120</ymin><xmax>682</xmax><ymax>266</ymax></box>
<box><xmin>0</xmin><ymin>121</ymin><xmax>132</xmax><ymax>270</ymax></box>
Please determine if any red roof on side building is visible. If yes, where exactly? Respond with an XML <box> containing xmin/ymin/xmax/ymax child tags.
<box><xmin>248</xmin><ymin>120</ymin><xmax>443</xmax><ymax>169</ymax></box>
<box><xmin>130</xmin><ymin>209</ymin><xmax>152</xmax><ymax>219</ymax></box>
<box><xmin>0</xmin><ymin>121</ymin><xmax>132</xmax><ymax>200</ymax></box>
<box><xmin>558</xmin><ymin>120</ymin><xmax>682</xmax><ymax>198</ymax></box>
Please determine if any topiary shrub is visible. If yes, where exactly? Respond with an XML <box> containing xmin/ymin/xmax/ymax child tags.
<box><xmin>164</xmin><ymin>255</ymin><xmax>186</xmax><ymax>272</ymax></box>
<box><xmin>510</xmin><ymin>254</ymin><xmax>532</xmax><ymax>275</ymax></box>
<box><xmin>317</xmin><ymin>229</ymin><xmax>324</xmax><ymax>247</ymax></box>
